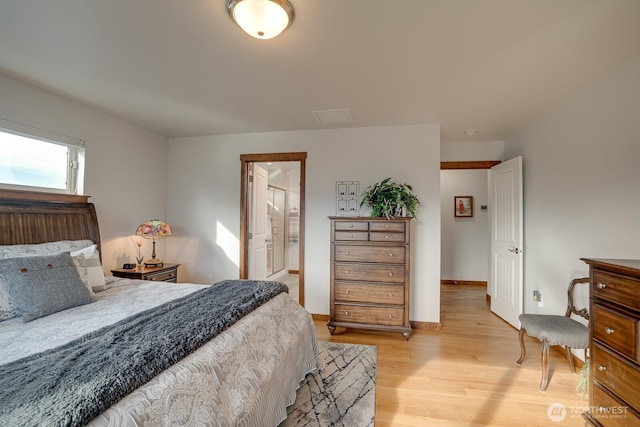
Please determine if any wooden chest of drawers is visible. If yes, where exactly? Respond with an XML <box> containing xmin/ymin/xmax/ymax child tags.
<box><xmin>581</xmin><ymin>259</ymin><xmax>640</xmax><ymax>426</ymax></box>
<box><xmin>328</xmin><ymin>217</ymin><xmax>412</xmax><ymax>340</ymax></box>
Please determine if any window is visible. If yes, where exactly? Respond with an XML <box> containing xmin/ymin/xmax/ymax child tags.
<box><xmin>0</xmin><ymin>118</ymin><xmax>85</xmax><ymax>194</ymax></box>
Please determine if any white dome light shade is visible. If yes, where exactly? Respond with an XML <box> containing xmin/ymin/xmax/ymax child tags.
<box><xmin>227</xmin><ymin>0</ymin><xmax>294</xmax><ymax>40</ymax></box>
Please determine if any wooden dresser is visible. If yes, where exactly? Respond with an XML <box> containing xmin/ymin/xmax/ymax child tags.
<box><xmin>581</xmin><ymin>258</ymin><xmax>640</xmax><ymax>426</ymax></box>
<box><xmin>328</xmin><ymin>217</ymin><xmax>412</xmax><ymax>340</ymax></box>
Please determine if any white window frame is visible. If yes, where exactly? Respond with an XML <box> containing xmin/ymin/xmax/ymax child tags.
<box><xmin>0</xmin><ymin>117</ymin><xmax>85</xmax><ymax>195</ymax></box>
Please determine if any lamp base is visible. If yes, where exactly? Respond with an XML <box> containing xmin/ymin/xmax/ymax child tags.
<box><xmin>144</xmin><ymin>258</ymin><xmax>164</xmax><ymax>267</ymax></box>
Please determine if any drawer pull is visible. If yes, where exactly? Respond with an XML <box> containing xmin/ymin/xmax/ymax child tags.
<box><xmin>605</xmin><ymin>327</ymin><xmax>615</xmax><ymax>335</ymax></box>
<box><xmin>350</xmin><ymin>234</ymin><xmax>354</xmax><ymax>238</ymax></box>
<box><xmin>385</xmin><ymin>234</ymin><xmax>390</xmax><ymax>239</ymax></box>
<box><xmin>388</xmin><ymin>314</ymin><xmax>393</xmax><ymax>319</ymax></box>
<box><xmin>388</xmin><ymin>272</ymin><xmax>393</xmax><ymax>277</ymax></box>
<box><xmin>597</xmin><ymin>282</ymin><xmax>607</xmax><ymax>289</ymax></box>
<box><xmin>345</xmin><ymin>251</ymin><xmax>350</xmax><ymax>255</ymax></box>
<box><xmin>598</xmin><ymin>364</ymin><xmax>607</xmax><ymax>372</ymax></box>
<box><xmin>388</xmin><ymin>253</ymin><xmax>394</xmax><ymax>257</ymax></box>
<box><xmin>349</xmin><ymin>224</ymin><xmax>354</xmax><ymax>228</ymax></box>
<box><xmin>388</xmin><ymin>293</ymin><xmax>393</xmax><ymax>297</ymax></box>
<box><xmin>345</xmin><ymin>270</ymin><xmax>349</xmax><ymax>274</ymax></box>
<box><xmin>344</xmin><ymin>311</ymin><xmax>349</xmax><ymax>316</ymax></box>
<box><xmin>385</xmin><ymin>224</ymin><xmax>390</xmax><ymax>229</ymax></box>
<box><xmin>345</xmin><ymin>290</ymin><xmax>350</xmax><ymax>294</ymax></box>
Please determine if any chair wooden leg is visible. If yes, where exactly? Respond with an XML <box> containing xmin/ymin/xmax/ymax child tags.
<box><xmin>540</xmin><ymin>341</ymin><xmax>550</xmax><ymax>391</ymax></box>
<box><xmin>516</xmin><ymin>328</ymin><xmax>527</xmax><ymax>366</ymax></box>
<box><xmin>566</xmin><ymin>346</ymin><xmax>576</xmax><ymax>373</ymax></box>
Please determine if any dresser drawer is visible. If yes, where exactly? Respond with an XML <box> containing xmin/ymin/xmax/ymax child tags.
<box><xmin>594</xmin><ymin>270</ymin><xmax>640</xmax><ymax>312</ymax></box>
<box><xmin>592</xmin><ymin>303</ymin><xmax>640</xmax><ymax>362</ymax></box>
<box><xmin>335</xmin><ymin>231</ymin><xmax>369</xmax><ymax>241</ymax></box>
<box><xmin>334</xmin><ymin>304</ymin><xmax>404</xmax><ymax>326</ymax></box>
<box><xmin>369</xmin><ymin>231</ymin><xmax>406</xmax><ymax>242</ymax></box>
<box><xmin>591</xmin><ymin>384</ymin><xmax>640</xmax><ymax>427</ymax></box>
<box><xmin>335</xmin><ymin>221</ymin><xmax>369</xmax><ymax>231</ymax></box>
<box><xmin>593</xmin><ymin>343</ymin><xmax>640</xmax><ymax>411</ymax></box>
<box><xmin>334</xmin><ymin>262</ymin><xmax>405</xmax><ymax>283</ymax></box>
<box><xmin>334</xmin><ymin>244</ymin><xmax>405</xmax><ymax>264</ymax></box>
<box><xmin>145</xmin><ymin>269</ymin><xmax>177</xmax><ymax>282</ymax></box>
<box><xmin>335</xmin><ymin>282</ymin><xmax>404</xmax><ymax>305</ymax></box>
<box><xmin>369</xmin><ymin>221</ymin><xmax>405</xmax><ymax>233</ymax></box>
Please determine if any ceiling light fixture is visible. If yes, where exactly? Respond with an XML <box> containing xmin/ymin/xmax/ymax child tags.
<box><xmin>227</xmin><ymin>0</ymin><xmax>294</xmax><ymax>40</ymax></box>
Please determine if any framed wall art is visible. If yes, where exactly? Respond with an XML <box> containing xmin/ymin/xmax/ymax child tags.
<box><xmin>454</xmin><ymin>196</ymin><xmax>473</xmax><ymax>217</ymax></box>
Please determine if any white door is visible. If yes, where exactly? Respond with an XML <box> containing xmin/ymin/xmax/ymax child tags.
<box><xmin>489</xmin><ymin>156</ymin><xmax>523</xmax><ymax>328</ymax></box>
<box><xmin>249</xmin><ymin>164</ymin><xmax>268</xmax><ymax>280</ymax></box>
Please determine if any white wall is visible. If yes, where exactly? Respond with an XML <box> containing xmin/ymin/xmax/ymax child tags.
<box><xmin>0</xmin><ymin>72</ymin><xmax>170</xmax><ymax>272</ymax></box>
<box><xmin>504</xmin><ymin>52</ymin><xmax>640</xmax><ymax>316</ymax></box>
<box><xmin>167</xmin><ymin>124</ymin><xmax>442</xmax><ymax>322</ymax></box>
<box><xmin>440</xmin><ymin>169</ymin><xmax>490</xmax><ymax>282</ymax></box>
<box><xmin>441</xmin><ymin>140</ymin><xmax>504</xmax><ymax>162</ymax></box>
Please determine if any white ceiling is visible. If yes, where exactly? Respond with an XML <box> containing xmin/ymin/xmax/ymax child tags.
<box><xmin>0</xmin><ymin>0</ymin><xmax>639</xmax><ymax>142</ymax></box>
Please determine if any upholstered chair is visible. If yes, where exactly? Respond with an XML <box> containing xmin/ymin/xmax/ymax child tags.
<box><xmin>516</xmin><ymin>277</ymin><xmax>590</xmax><ymax>391</ymax></box>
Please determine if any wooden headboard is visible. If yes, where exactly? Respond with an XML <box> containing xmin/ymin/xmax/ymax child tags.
<box><xmin>0</xmin><ymin>189</ymin><xmax>101</xmax><ymax>256</ymax></box>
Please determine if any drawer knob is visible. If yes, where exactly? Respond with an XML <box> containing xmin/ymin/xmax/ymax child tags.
<box><xmin>349</xmin><ymin>224</ymin><xmax>354</xmax><ymax>228</ymax></box>
<box><xmin>345</xmin><ymin>290</ymin><xmax>350</xmax><ymax>294</ymax></box>
<box><xmin>385</xmin><ymin>225</ymin><xmax>390</xmax><ymax>229</ymax></box>
<box><xmin>388</xmin><ymin>314</ymin><xmax>393</xmax><ymax>319</ymax></box>
<box><xmin>388</xmin><ymin>272</ymin><xmax>393</xmax><ymax>277</ymax></box>
<box><xmin>605</xmin><ymin>327</ymin><xmax>615</xmax><ymax>335</ymax></box>
<box><xmin>344</xmin><ymin>311</ymin><xmax>349</xmax><ymax>315</ymax></box>
<box><xmin>388</xmin><ymin>292</ymin><xmax>393</xmax><ymax>296</ymax></box>
<box><xmin>598</xmin><ymin>365</ymin><xmax>607</xmax><ymax>372</ymax></box>
<box><xmin>345</xmin><ymin>270</ymin><xmax>349</xmax><ymax>274</ymax></box>
<box><xmin>385</xmin><ymin>234</ymin><xmax>390</xmax><ymax>239</ymax></box>
<box><xmin>350</xmin><ymin>234</ymin><xmax>354</xmax><ymax>238</ymax></box>
<box><xmin>388</xmin><ymin>253</ymin><xmax>393</xmax><ymax>257</ymax></box>
<box><xmin>597</xmin><ymin>282</ymin><xmax>607</xmax><ymax>289</ymax></box>
<box><xmin>345</xmin><ymin>251</ymin><xmax>350</xmax><ymax>255</ymax></box>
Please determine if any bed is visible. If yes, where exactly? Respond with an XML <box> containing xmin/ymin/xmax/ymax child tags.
<box><xmin>0</xmin><ymin>190</ymin><xmax>319</xmax><ymax>427</ymax></box>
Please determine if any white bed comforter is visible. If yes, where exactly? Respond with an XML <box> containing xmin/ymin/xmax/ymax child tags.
<box><xmin>0</xmin><ymin>279</ymin><xmax>319</xmax><ymax>427</ymax></box>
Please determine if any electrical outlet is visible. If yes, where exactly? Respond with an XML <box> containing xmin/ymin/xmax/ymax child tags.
<box><xmin>533</xmin><ymin>290</ymin><xmax>541</xmax><ymax>302</ymax></box>
<box><xmin>533</xmin><ymin>290</ymin><xmax>543</xmax><ymax>307</ymax></box>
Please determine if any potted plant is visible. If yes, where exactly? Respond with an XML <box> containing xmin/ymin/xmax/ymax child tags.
<box><xmin>360</xmin><ymin>178</ymin><xmax>420</xmax><ymax>219</ymax></box>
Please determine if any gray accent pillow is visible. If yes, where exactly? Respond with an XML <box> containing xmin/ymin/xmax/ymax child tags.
<box><xmin>0</xmin><ymin>252</ymin><xmax>96</xmax><ymax>322</ymax></box>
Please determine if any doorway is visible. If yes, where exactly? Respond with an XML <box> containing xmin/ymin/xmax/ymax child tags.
<box><xmin>239</xmin><ymin>152</ymin><xmax>307</xmax><ymax>307</ymax></box>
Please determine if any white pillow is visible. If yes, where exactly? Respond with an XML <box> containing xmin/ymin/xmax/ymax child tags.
<box><xmin>70</xmin><ymin>253</ymin><xmax>96</xmax><ymax>297</ymax></box>
<box><xmin>0</xmin><ymin>240</ymin><xmax>94</xmax><ymax>259</ymax></box>
<box><xmin>70</xmin><ymin>245</ymin><xmax>106</xmax><ymax>292</ymax></box>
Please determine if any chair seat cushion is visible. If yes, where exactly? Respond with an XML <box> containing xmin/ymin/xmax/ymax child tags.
<box><xmin>519</xmin><ymin>314</ymin><xmax>589</xmax><ymax>348</ymax></box>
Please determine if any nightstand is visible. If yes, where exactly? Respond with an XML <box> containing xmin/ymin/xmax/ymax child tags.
<box><xmin>111</xmin><ymin>263</ymin><xmax>180</xmax><ymax>283</ymax></box>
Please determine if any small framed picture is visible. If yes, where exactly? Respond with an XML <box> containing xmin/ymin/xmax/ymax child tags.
<box><xmin>454</xmin><ymin>196</ymin><xmax>473</xmax><ymax>217</ymax></box>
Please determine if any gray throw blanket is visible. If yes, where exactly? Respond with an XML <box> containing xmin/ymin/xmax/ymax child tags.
<box><xmin>0</xmin><ymin>279</ymin><xmax>287</xmax><ymax>427</ymax></box>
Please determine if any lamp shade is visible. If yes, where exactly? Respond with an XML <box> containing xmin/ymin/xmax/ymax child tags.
<box><xmin>135</xmin><ymin>220</ymin><xmax>172</xmax><ymax>240</ymax></box>
<box><xmin>227</xmin><ymin>0</ymin><xmax>294</xmax><ymax>40</ymax></box>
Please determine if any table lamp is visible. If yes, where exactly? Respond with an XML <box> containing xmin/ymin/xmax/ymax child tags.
<box><xmin>135</xmin><ymin>219</ymin><xmax>172</xmax><ymax>267</ymax></box>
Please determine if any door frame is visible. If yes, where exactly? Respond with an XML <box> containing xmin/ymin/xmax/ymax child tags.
<box><xmin>240</xmin><ymin>152</ymin><xmax>307</xmax><ymax>306</ymax></box>
<box><xmin>440</xmin><ymin>160</ymin><xmax>501</xmax><ymax>293</ymax></box>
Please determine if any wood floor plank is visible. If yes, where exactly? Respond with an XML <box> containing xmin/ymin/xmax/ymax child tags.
<box><xmin>314</xmin><ymin>284</ymin><xmax>587</xmax><ymax>426</ymax></box>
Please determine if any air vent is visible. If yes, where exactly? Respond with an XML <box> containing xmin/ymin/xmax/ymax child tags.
<box><xmin>312</xmin><ymin>108</ymin><xmax>352</xmax><ymax>124</ymax></box>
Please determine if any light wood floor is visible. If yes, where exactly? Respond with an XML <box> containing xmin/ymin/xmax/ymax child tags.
<box><xmin>314</xmin><ymin>284</ymin><xmax>587</xmax><ymax>426</ymax></box>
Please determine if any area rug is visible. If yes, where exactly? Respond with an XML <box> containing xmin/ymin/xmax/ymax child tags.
<box><xmin>281</xmin><ymin>341</ymin><xmax>377</xmax><ymax>427</ymax></box>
